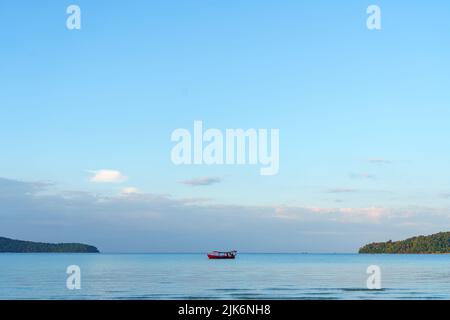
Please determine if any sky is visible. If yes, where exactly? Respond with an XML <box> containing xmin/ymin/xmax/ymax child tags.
<box><xmin>0</xmin><ymin>1</ymin><xmax>450</xmax><ymax>252</ymax></box>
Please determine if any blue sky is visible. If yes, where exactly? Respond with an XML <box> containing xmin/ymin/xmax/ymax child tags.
<box><xmin>0</xmin><ymin>1</ymin><xmax>450</xmax><ymax>252</ymax></box>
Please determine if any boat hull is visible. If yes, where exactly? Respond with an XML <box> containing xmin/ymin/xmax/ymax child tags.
<box><xmin>207</xmin><ymin>254</ymin><xmax>236</xmax><ymax>259</ymax></box>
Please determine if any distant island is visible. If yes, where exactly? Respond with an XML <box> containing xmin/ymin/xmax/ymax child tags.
<box><xmin>0</xmin><ymin>236</ymin><xmax>99</xmax><ymax>253</ymax></box>
<box><xmin>359</xmin><ymin>232</ymin><xmax>450</xmax><ymax>254</ymax></box>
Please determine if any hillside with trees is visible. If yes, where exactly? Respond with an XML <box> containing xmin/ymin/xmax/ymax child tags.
<box><xmin>359</xmin><ymin>232</ymin><xmax>450</xmax><ymax>254</ymax></box>
<box><xmin>0</xmin><ymin>237</ymin><xmax>99</xmax><ymax>253</ymax></box>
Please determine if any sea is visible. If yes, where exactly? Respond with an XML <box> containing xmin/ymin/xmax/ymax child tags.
<box><xmin>1</xmin><ymin>253</ymin><xmax>450</xmax><ymax>300</ymax></box>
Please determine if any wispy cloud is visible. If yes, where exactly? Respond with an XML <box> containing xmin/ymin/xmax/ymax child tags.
<box><xmin>367</xmin><ymin>158</ymin><xmax>392</xmax><ymax>164</ymax></box>
<box><xmin>275</xmin><ymin>205</ymin><xmax>390</xmax><ymax>222</ymax></box>
<box><xmin>326</xmin><ymin>188</ymin><xmax>358</xmax><ymax>194</ymax></box>
<box><xmin>273</xmin><ymin>205</ymin><xmax>442</xmax><ymax>224</ymax></box>
<box><xmin>89</xmin><ymin>170</ymin><xmax>127</xmax><ymax>183</ymax></box>
<box><xmin>180</xmin><ymin>177</ymin><xmax>222</xmax><ymax>186</ymax></box>
<box><xmin>349</xmin><ymin>173</ymin><xmax>376</xmax><ymax>180</ymax></box>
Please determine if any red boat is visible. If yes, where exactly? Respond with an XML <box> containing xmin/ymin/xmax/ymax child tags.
<box><xmin>207</xmin><ymin>250</ymin><xmax>237</xmax><ymax>259</ymax></box>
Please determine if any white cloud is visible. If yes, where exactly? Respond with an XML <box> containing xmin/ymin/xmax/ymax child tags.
<box><xmin>89</xmin><ymin>170</ymin><xmax>127</xmax><ymax>183</ymax></box>
<box><xmin>121</xmin><ymin>187</ymin><xmax>139</xmax><ymax>195</ymax></box>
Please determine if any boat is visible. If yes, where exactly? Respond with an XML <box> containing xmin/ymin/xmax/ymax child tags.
<box><xmin>207</xmin><ymin>250</ymin><xmax>237</xmax><ymax>259</ymax></box>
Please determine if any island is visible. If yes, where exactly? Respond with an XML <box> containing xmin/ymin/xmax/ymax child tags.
<box><xmin>0</xmin><ymin>236</ymin><xmax>99</xmax><ymax>253</ymax></box>
<box><xmin>359</xmin><ymin>232</ymin><xmax>450</xmax><ymax>254</ymax></box>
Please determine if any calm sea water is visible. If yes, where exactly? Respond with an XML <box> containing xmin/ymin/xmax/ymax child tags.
<box><xmin>1</xmin><ymin>253</ymin><xmax>450</xmax><ymax>300</ymax></box>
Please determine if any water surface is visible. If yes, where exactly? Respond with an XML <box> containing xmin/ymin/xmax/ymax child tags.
<box><xmin>1</xmin><ymin>253</ymin><xmax>449</xmax><ymax>300</ymax></box>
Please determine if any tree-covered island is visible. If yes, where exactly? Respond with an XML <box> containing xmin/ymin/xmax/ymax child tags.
<box><xmin>0</xmin><ymin>236</ymin><xmax>99</xmax><ymax>253</ymax></box>
<box><xmin>359</xmin><ymin>232</ymin><xmax>450</xmax><ymax>254</ymax></box>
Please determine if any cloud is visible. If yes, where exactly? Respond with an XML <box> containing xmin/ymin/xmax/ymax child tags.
<box><xmin>349</xmin><ymin>173</ymin><xmax>376</xmax><ymax>180</ymax></box>
<box><xmin>0</xmin><ymin>178</ymin><xmax>82</xmax><ymax>205</ymax></box>
<box><xmin>326</xmin><ymin>188</ymin><xmax>358</xmax><ymax>194</ymax></box>
<box><xmin>1</xmin><ymin>177</ymin><xmax>449</xmax><ymax>253</ymax></box>
<box><xmin>336</xmin><ymin>207</ymin><xmax>390</xmax><ymax>222</ymax></box>
<box><xmin>367</xmin><ymin>158</ymin><xmax>392</xmax><ymax>164</ymax></box>
<box><xmin>273</xmin><ymin>205</ymin><xmax>437</xmax><ymax>224</ymax></box>
<box><xmin>89</xmin><ymin>170</ymin><xmax>127</xmax><ymax>183</ymax></box>
<box><xmin>121</xmin><ymin>187</ymin><xmax>139</xmax><ymax>195</ymax></box>
<box><xmin>180</xmin><ymin>177</ymin><xmax>222</xmax><ymax>186</ymax></box>
<box><xmin>0</xmin><ymin>178</ymin><xmax>52</xmax><ymax>198</ymax></box>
